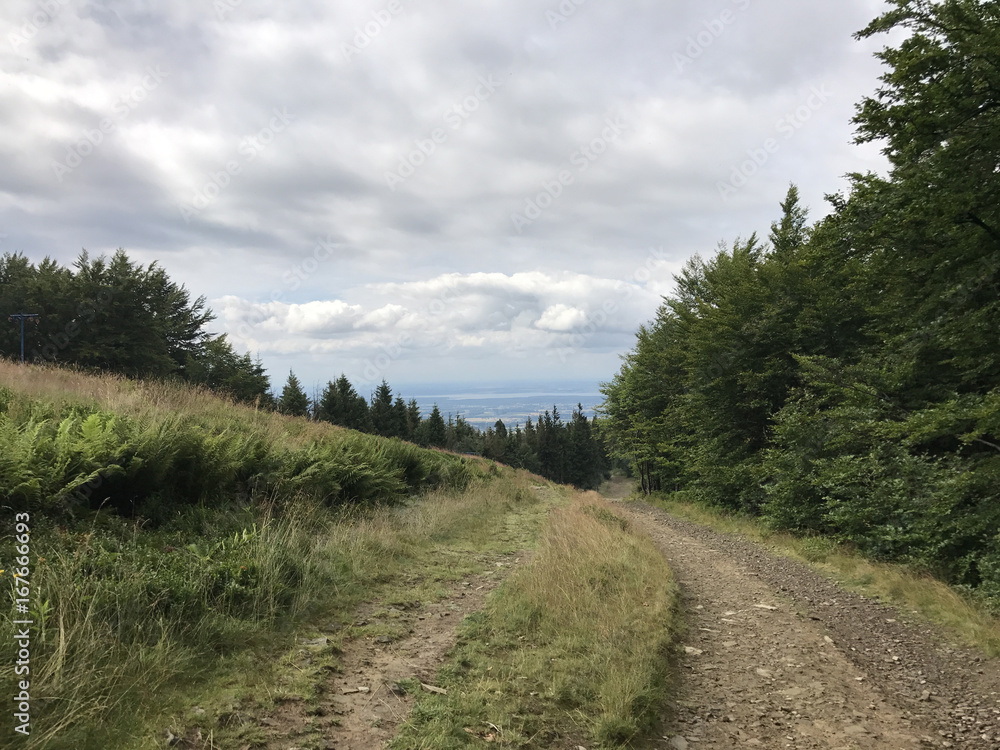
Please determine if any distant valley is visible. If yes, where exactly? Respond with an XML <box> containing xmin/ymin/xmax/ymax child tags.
<box><xmin>401</xmin><ymin>380</ymin><xmax>602</xmax><ymax>428</ymax></box>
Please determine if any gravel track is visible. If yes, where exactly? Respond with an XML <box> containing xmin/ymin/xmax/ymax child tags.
<box><xmin>617</xmin><ymin>501</ymin><xmax>1000</xmax><ymax>749</ymax></box>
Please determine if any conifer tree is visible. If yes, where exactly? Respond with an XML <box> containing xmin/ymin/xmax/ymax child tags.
<box><xmin>426</xmin><ymin>404</ymin><xmax>447</xmax><ymax>447</ymax></box>
<box><xmin>369</xmin><ymin>380</ymin><xmax>395</xmax><ymax>436</ymax></box>
<box><xmin>277</xmin><ymin>370</ymin><xmax>310</xmax><ymax>418</ymax></box>
<box><xmin>406</xmin><ymin>399</ymin><xmax>422</xmax><ymax>440</ymax></box>
<box><xmin>391</xmin><ymin>396</ymin><xmax>410</xmax><ymax>439</ymax></box>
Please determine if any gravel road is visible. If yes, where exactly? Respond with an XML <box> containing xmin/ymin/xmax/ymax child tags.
<box><xmin>617</xmin><ymin>501</ymin><xmax>1000</xmax><ymax>750</ymax></box>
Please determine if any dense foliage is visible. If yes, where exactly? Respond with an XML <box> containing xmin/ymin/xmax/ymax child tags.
<box><xmin>602</xmin><ymin>0</ymin><xmax>1000</xmax><ymax>601</ymax></box>
<box><xmin>1</xmin><ymin>249</ymin><xmax>273</xmax><ymax>406</ymax></box>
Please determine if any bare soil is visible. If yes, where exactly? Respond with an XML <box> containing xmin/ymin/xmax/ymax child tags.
<box><xmin>248</xmin><ymin>550</ymin><xmax>524</xmax><ymax>750</ymax></box>
<box><xmin>616</xmin><ymin>499</ymin><xmax>1000</xmax><ymax>749</ymax></box>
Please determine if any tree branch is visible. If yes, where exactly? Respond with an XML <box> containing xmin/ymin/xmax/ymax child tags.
<box><xmin>963</xmin><ymin>212</ymin><xmax>1000</xmax><ymax>243</ymax></box>
<box><xmin>973</xmin><ymin>437</ymin><xmax>1000</xmax><ymax>454</ymax></box>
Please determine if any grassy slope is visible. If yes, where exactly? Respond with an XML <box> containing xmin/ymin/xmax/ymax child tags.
<box><xmin>0</xmin><ymin>362</ymin><xmax>502</xmax><ymax>747</ymax></box>
<box><xmin>0</xmin><ymin>363</ymin><xmax>684</xmax><ymax>749</ymax></box>
<box><xmin>158</xmin><ymin>474</ymin><xmax>554</xmax><ymax>750</ymax></box>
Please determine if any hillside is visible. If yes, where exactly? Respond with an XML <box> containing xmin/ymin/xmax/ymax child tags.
<box><xmin>0</xmin><ymin>361</ymin><xmax>677</xmax><ymax>749</ymax></box>
<box><xmin>3</xmin><ymin>361</ymin><xmax>1000</xmax><ymax>749</ymax></box>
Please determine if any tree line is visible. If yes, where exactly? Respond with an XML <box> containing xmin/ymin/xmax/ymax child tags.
<box><xmin>601</xmin><ymin>0</ymin><xmax>1000</xmax><ymax>601</ymax></box>
<box><xmin>0</xmin><ymin>250</ymin><xmax>273</xmax><ymax>406</ymax></box>
<box><xmin>277</xmin><ymin>372</ymin><xmax>608</xmax><ymax>489</ymax></box>
<box><xmin>0</xmin><ymin>250</ymin><xmax>608</xmax><ymax>489</ymax></box>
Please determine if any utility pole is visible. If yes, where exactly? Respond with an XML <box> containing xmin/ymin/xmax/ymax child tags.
<box><xmin>7</xmin><ymin>313</ymin><xmax>39</xmax><ymax>364</ymax></box>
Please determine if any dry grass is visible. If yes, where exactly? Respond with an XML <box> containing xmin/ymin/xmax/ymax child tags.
<box><xmin>0</xmin><ymin>359</ymin><xmax>342</xmax><ymax>447</ymax></box>
<box><xmin>393</xmin><ymin>491</ymin><xmax>679</xmax><ymax>749</ymax></box>
<box><xmin>653</xmin><ymin>494</ymin><xmax>1000</xmax><ymax>657</ymax></box>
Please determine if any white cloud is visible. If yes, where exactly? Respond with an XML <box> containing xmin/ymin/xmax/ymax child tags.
<box><xmin>536</xmin><ymin>304</ymin><xmax>587</xmax><ymax>332</ymax></box>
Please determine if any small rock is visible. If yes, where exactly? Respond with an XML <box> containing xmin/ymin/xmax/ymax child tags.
<box><xmin>756</xmin><ymin>668</ymin><xmax>773</xmax><ymax>679</ymax></box>
<box><xmin>921</xmin><ymin>690</ymin><xmax>932</xmax><ymax>702</ymax></box>
<box><xmin>669</xmin><ymin>737</ymin><xmax>689</xmax><ymax>750</ymax></box>
<box><xmin>300</xmin><ymin>637</ymin><xmax>329</xmax><ymax>647</ymax></box>
<box><xmin>684</xmin><ymin>647</ymin><xmax>704</xmax><ymax>656</ymax></box>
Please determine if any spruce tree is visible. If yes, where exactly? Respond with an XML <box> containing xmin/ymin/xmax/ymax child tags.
<box><xmin>391</xmin><ymin>396</ymin><xmax>410</xmax><ymax>439</ymax></box>
<box><xmin>277</xmin><ymin>370</ymin><xmax>310</xmax><ymax>418</ymax></box>
<box><xmin>406</xmin><ymin>399</ymin><xmax>422</xmax><ymax>440</ymax></box>
<box><xmin>426</xmin><ymin>405</ymin><xmax>447</xmax><ymax>447</ymax></box>
<box><xmin>317</xmin><ymin>380</ymin><xmax>342</xmax><ymax>425</ymax></box>
<box><xmin>370</xmin><ymin>380</ymin><xmax>395</xmax><ymax>436</ymax></box>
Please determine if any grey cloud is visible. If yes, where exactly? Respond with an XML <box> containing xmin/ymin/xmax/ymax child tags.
<box><xmin>0</xmin><ymin>0</ymin><xmax>891</xmax><ymax>387</ymax></box>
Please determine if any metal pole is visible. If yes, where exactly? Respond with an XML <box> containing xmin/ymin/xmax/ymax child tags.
<box><xmin>7</xmin><ymin>314</ymin><xmax>39</xmax><ymax>364</ymax></box>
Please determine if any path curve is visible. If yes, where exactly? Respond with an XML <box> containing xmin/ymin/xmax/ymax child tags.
<box><xmin>615</xmin><ymin>501</ymin><xmax>999</xmax><ymax>750</ymax></box>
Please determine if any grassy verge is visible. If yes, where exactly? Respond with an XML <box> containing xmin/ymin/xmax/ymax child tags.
<box><xmin>151</xmin><ymin>471</ymin><xmax>555</xmax><ymax>750</ymax></box>
<box><xmin>649</xmin><ymin>492</ymin><xmax>1000</xmax><ymax>657</ymax></box>
<box><xmin>0</xmin><ymin>362</ymin><xmax>535</xmax><ymax>748</ymax></box>
<box><xmin>0</xmin><ymin>470</ymin><xmax>550</xmax><ymax>749</ymax></box>
<box><xmin>392</xmin><ymin>491</ymin><xmax>679</xmax><ymax>749</ymax></box>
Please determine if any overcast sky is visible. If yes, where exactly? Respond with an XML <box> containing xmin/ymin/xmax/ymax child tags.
<box><xmin>0</xmin><ymin>0</ymin><xmax>894</xmax><ymax>393</ymax></box>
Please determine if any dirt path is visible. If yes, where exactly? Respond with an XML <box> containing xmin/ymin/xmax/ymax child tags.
<box><xmin>615</xmin><ymin>501</ymin><xmax>1000</xmax><ymax>749</ymax></box>
<box><xmin>252</xmin><ymin>550</ymin><xmax>524</xmax><ymax>750</ymax></box>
